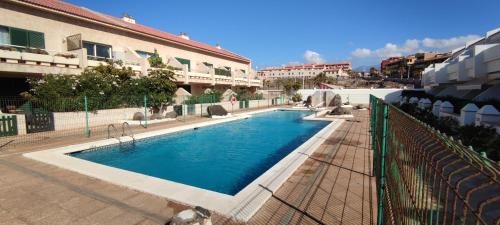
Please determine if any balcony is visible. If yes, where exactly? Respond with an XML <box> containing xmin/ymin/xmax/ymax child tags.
<box><xmin>446</xmin><ymin>61</ymin><xmax>458</xmax><ymax>81</ymax></box>
<box><xmin>172</xmin><ymin>69</ymin><xmax>262</xmax><ymax>87</ymax></box>
<box><xmin>422</xmin><ymin>67</ymin><xmax>436</xmax><ymax>87</ymax></box>
<box><xmin>434</xmin><ymin>63</ymin><xmax>449</xmax><ymax>84</ymax></box>
<box><xmin>457</xmin><ymin>54</ymin><xmax>473</xmax><ymax>82</ymax></box>
<box><xmin>478</xmin><ymin>43</ymin><xmax>500</xmax><ymax>79</ymax></box>
<box><xmin>0</xmin><ymin>44</ymin><xmax>263</xmax><ymax>88</ymax></box>
<box><xmin>0</xmin><ymin>44</ymin><xmax>82</xmax><ymax>75</ymax></box>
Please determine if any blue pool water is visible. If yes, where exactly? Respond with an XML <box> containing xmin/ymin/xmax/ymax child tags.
<box><xmin>71</xmin><ymin>110</ymin><xmax>330</xmax><ymax>195</ymax></box>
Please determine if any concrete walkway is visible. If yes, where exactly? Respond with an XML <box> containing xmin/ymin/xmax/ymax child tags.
<box><xmin>0</xmin><ymin>110</ymin><xmax>375</xmax><ymax>225</ymax></box>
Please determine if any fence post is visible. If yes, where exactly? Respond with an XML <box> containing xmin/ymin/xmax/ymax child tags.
<box><xmin>144</xmin><ymin>95</ymin><xmax>148</xmax><ymax>128</ymax></box>
<box><xmin>84</xmin><ymin>96</ymin><xmax>90</xmax><ymax>137</ymax></box>
<box><xmin>377</xmin><ymin>103</ymin><xmax>389</xmax><ymax>225</ymax></box>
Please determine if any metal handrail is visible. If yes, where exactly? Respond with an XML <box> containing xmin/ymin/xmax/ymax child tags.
<box><xmin>121</xmin><ymin>122</ymin><xmax>135</xmax><ymax>143</ymax></box>
<box><xmin>107</xmin><ymin>124</ymin><xmax>120</xmax><ymax>141</ymax></box>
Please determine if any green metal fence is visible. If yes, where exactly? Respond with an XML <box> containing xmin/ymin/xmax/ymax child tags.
<box><xmin>0</xmin><ymin>95</ymin><xmax>149</xmax><ymax>146</ymax></box>
<box><xmin>0</xmin><ymin>92</ymin><xmax>287</xmax><ymax>148</ymax></box>
<box><xmin>370</xmin><ymin>95</ymin><xmax>500</xmax><ymax>225</ymax></box>
<box><xmin>0</xmin><ymin>115</ymin><xmax>18</xmax><ymax>137</ymax></box>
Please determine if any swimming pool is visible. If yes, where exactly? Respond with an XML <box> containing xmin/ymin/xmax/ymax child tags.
<box><xmin>25</xmin><ymin>108</ymin><xmax>342</xmax><ymax>220</ymax></box>
<box><xmin>71</xmin><ymin>110</ymin><xmax>330</xmax><ymax>195</ymax></box>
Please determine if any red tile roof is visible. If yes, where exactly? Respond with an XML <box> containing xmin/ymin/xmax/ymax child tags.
<box><xmin>261</xmin><ymin>62</ymin><xmax>351</xmax><ymax>71</ymax></box>
<box><xmin>16</xmin><ymin>0</ymin><xmax>250</xmax><ymax>63</ymax></box>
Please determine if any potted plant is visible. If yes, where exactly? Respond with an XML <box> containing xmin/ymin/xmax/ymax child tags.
<box><xmin>54</xmin><ymin>52</ymin><xmax>79</xmax><ymax>66</ymax></box>
<box><xmin>0</xmin><ymin>45</ymin><xmax>21</xmax><ymax>61</ymax></box>
<box><xmin>21</xmin><ymin>48</ymin><xmax>53</xmax><ymax>64</ymax></box>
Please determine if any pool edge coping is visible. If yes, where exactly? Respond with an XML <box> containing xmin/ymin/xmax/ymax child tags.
<box><xmin>23</xmin><ymin>107</ymin><xmax>343</xmax><ymax>221</ymax></box>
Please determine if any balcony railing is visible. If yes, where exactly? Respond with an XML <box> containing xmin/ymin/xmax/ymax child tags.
<box><xmin>0</xmin><ymin>44</ymin><xmax>263</xmax><ymax>87</ymax></box>
<box><xmin>0</xmin><ymin>44</ymin><xmax>80</xmax><ymax>70</ymax></box>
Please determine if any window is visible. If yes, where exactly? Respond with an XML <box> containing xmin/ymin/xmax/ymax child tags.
<box><xmin>136</xmin><ymin>50</ymin><xmax>154</xmax><ymax>59</ymax></box>
<box><xmin>83</xmin><ymin>41</ymin><xmax>112</xmax><ymax>60</ymax></box>
<box><xmin>175</xmin><ymin>57</ymin><xmax>191</xmax><ymax>71</ymax></box>
<box><xmin>0</xmin><ymin>26</ymin><xmax>45</xmax><ymax>49</ymax></box>
<box><xmin>241</xmin><ymin>69</ymin><xmax>246</xmax><ymax>74</ymax></box>
<box><xmin>0</xmin><ymin>26</ymin><xmax>9</xmax><ymax>45</ymax></box>
<box><xmin>203</xmin><ymin>62</ymin><xmax>214</xmax><ymax>69</ymax></box>
<box><xmin>215</xmin><ymin>67</ymin><xmax>231</xmax><ymax>76</ymax></box>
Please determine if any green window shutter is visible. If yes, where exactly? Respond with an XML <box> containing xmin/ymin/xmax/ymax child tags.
<box><xmin>28</xmin><ymin>31</ymin><xmax>45</xmax><ymax>49</ymax></box>
<box><xmin>175</xmin><ymin>57</ymin><xmax>191</xmax><ymax>71</ymax></box>
<box><xmin>203</xmin><ymin>62</ymin><xmax>213</xmax><ymax>69</ymax></box>
<box><xmin>9</xmin><ymin>28</ymin><xmax>28</xmax><ymax>47</ymax></box>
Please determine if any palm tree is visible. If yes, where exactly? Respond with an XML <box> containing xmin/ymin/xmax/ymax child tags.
<box><xmin>263</xmin><ymin>79</ymin><xmax>271</xmax><ymax>89</ymax></box>
<box><xmin>312</xmin><ymin>72</ymin><xmax>328</xmax><ymax>87</ymax></box>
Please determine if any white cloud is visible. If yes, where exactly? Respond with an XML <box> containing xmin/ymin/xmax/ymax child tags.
<box><xmin>304</xmin><ymin>50</ymin><xmax>325</xmax><ymax>64</ymax></box>
<box><xmin>351</xmin><ymin>34</ymin><xmax>480</xmax><ymax>59</ymax></box>
<box><xmin>286</xmin><ymin>61</ymin><xmax>302</xmax><ymax>65</ymax></box>
<box><xmin>422</xmin><ymin>35</ymin><xmax>481</xmax><ymax>49</ymax></box>
<box><xmin>352</xmin><ymin>48</ymin><xmax>371</xmax><ymax>58</ymax></box>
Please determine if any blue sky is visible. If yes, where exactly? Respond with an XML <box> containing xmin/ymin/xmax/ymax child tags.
<box><xmin>66</xmin><ymin>0</ymin><xmax>500</xmax><ymax>69</ymax></box>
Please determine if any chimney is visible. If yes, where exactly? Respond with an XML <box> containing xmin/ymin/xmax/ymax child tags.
<box><xmin>122</xmin><ymin>13</ymin><xmax>136</xmax><ymax>24</ymax></box>
<box><xmin>179</xmin><ymin>32</ymin><xmax>190</xmax><ymax>40</ymax></box>
<box><xmin>215</xmin><ymin>44</ymin><xmax>222</xmax><ymax>49</ymax></box>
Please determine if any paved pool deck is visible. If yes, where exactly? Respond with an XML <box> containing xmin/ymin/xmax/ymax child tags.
<box><xmin>0</xmin><ymin>109</ymin><xmax>375</xmax><ymax>225</ymax></box>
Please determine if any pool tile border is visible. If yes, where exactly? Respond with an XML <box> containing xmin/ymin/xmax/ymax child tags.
<box><xmin>24</xmin><ymin>108</ymin><xmax>342</xmax><ymax>221</ymax></box>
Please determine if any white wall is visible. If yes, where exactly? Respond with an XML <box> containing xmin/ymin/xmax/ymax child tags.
<box><xmin>298</xmin><ymin>88</ymin><xmax>404</xmax><ymax>106</ymax></box>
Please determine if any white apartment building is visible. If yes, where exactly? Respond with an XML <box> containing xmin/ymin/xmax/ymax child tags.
<box><xmin>0</xmin><ymin>0</ymin><xmax>262</xmax><ymax>96</ymax></box>
<box><xmin>422</xmin><ymin>28</ymin><xmax>500</xmax><ymax>101</ymax></box>
<box><xmin>257</xmin><ymin>63</ymin><xmax>352</xmax><ymax>80</ymax></box>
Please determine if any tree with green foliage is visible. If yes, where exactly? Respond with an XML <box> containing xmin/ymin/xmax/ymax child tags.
<box><xmin>235</xmin><ymin>89</ymin><xmax>263</xmax><ymax>101</ymax></box>
<box><xmin>291</xmin><ymin>93</ymin><xmax>302</xmax><ymax>102</ymax></box>
<box><xmin>148</xmin><ymin>49</ymin><xmax>165</xmax><ymax>68</ymax></box>
<box><xmin>144</xmin><ymin>68</ymin><xmax>177</xmax><ymax>113</ymax></box>
<box><xmin>311</xmin><ymin>72</ymin><xmax>330</xmax><ymax>87</ymax></box>
<box><xmin>23</xmin><ymin>62</ymin><xmax>177</xmax><ymax>112</ymax></box>
<box><xmin>277</xmin><ymin>78</ymin><xmax>301</xmax><ymax>95</ymax></box>
<box><xmin>370</xmin><ymin>67</ymin><xmax>379</xmax><ymax>77</ymax></box>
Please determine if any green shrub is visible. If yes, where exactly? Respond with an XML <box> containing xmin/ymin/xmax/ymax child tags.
<box><xmin>291</xmin><ymin>93</ymin><xmax>302</xmax><ymax>102</ymax></box>
<box><xmin>235</xmin><ymin>90</ymin><xmax>263</xmax><ymax>101</ymax></box>
<box><xmin>397</xmin><ymin>103</ymin><xmax>499</xmax><ymax>161</ymax></box>
<box><xmin>183</xmin><ymin>90</ymin><xmax>222</xmax><ymax>104</ymax></box>
<box><xmin>23</xmin><ymin>64</ymin><xmax>176</xmax><ymax>112</ymax></box>
<box><xmin>148</xmin><ymin>49</ymin><xmax>165</xmax><ymax>68</ymax></box>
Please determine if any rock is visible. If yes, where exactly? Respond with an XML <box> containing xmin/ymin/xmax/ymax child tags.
<box><xmin>132</xmin><ymin>112</ymin><xmax>144</xmax><ymax>121</ymax></box>
<box><xmin>305</xmin><ymin>96</ymin><xmax>312</xmax><ymax>107</ymax></box>
<box><xmin>329</xmin><ymin>94</ymin><xmax>342</xmax><ymax>108</ymax></box>
<box><xmin>170</xmin><ymin>207</ymin><xmax>212</xmax><ymax>225</ymax></box>
<box><xmin>171</xmin><ymin>209</ymin><xmax>197</xmax><ymax>225</ymax></box>
<box><xmin>329</xmin><ymin>94</ymin><xmax>346</xmax><ymax>115</ymax></box>
<box><xmin>150</xmin><ymin>113</ymin><xmax>163</xmax><ymax>120</ymax></box>
<box><xmin>341</xmin><ymin>105</ymin><xmax>353</xmax><ymax>114</ymax></box>
<box><xmin>207</xmin><ymin>105</ymin><xmax>229</xmax><ymax>117</ymax></box>
<box><xmin>165</xmin><ymin>111</ymin><xmax>177</xmax><ymax>118</ymax></box>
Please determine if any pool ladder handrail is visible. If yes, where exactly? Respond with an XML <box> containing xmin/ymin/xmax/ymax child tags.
<box><xmin>107</xmin><ymin>124</ymin><xmax>121</xmax><ymax>143</ymax></box>
<box><xmin>121</xmin><ymin>122</ymin><xmax>136</xmax><ymax>143</ymax></box>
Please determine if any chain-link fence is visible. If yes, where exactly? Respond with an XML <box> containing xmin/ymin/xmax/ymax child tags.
<box><xmin>0</xmin><ymin>93</ymin><xmax>287</xmax><ymax>148</ymax></box>
<box><xmin>370</xmin><ymin>95</ymin><xmax>500</xmax><ymax>225</ymax></box>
